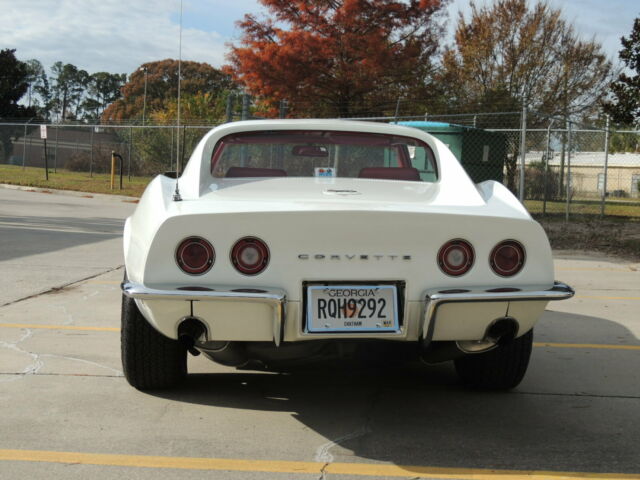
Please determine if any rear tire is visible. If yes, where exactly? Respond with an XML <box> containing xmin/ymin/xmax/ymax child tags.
<box><xmin>454</xmin><ymin>329</ymin><xmax>533</xmax><ymax>390</ymax></box>
<box><xmin>121</xmin><ymin>293</ymin><xmax>187</xmax><ymax>390</ymax></box>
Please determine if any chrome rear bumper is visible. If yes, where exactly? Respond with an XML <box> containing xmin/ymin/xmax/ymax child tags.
<box><xmin>121</xmin><ymin>282</ymin><xmax>287</xmax><ymax>345</ymax></box>
<box><xmin>121</xmin><ymin>281</ymin><xmax>573</xmax><ymax>346</ymax></box>
<box><xmin>421</xmin><ymin>281</ymin><xmax>574</xmax><ymax>342</ymax></box>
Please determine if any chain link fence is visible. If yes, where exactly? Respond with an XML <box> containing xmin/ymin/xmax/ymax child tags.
<box><xmin>1</xmin><ymin>112</ymin><xmax>639</xmax><ymax>218</ymax></box>
<box><xmin>0</xmin><ymin>123</ymin><xmax>215</xmax><ymax>179</ymax></box>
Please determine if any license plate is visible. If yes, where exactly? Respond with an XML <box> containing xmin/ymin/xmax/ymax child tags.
<box><xmin>306</xmin><ymin>285</ymin><xmax>399</xmax><ymax>333</ymax></box>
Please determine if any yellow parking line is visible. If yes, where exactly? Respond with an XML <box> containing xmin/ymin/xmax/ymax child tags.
<box><xmin>575</xmin><ymin>295</ymin><xmax>640</xmax><ymax>300</ymax></box>
<box><xmin>0</xmin><ymin>323</ymin><xmax>119</xmax><ymax>332</ymax></box>
<box><xmin>0</xmin><ymin>449</ymin><xmax>638</xmax><ymax>479</ymax></box>
<box><xmin>533</xmin><ymin>342</ymin><xmax>640</xmax><ymax>351</ymax></box>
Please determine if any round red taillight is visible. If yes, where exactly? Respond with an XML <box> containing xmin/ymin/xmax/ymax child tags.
<box><xmin>231</xmin><ymin>237</ymin><xmax>269</xmax><ymax>275</ymax></box>
<box><xmin>490</xmin><ymin>240</ymin><xmax>526</xmax><ymax>277</ymax></box>
<box><xmin>176</xmin><ymin>237</ymin><xmax>215</xmax><ymax>275</ymax></box>
<box><xmin>438</xmin><ymin>239</ymin><xmax>474</xmax><ymax>276</ymax></box>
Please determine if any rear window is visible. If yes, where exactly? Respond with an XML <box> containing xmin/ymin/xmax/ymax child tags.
<box><xmin>211</xmin><ymin>130</ymin><xmax>437</xmax><ymax>182</ymax></box>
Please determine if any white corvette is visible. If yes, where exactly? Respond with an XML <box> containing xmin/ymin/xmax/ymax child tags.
<box><xmin>121</xmin><ymin>119</ymin><xmax>573</xmax><ymax>390</ymax></box>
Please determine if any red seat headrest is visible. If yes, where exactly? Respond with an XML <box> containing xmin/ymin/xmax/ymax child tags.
<box><xmin>358</xmin><ymin>167</ymin><xmax>421</xmax><ymax>181</ymax></box>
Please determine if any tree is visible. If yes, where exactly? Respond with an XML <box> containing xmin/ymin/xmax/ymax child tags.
<box><xmin>603</xmin><ymin>17</ymin><xmax>640</xmax><ymax>125</ymax></box>
<box><xmin>0</xmin><ymin>49</ymin><xmax>37</xmax><ymax>162</ymax></box>
<box><xmin>82</xmin><ymin>72</ymin><xmax>126</xmax><ymax>121</ymax></box>
<box><xmin>441</xmin><ymin>0</ymin><xmax>613</xmax><ymax>117</ymax></box>
<box><xmin>126</xmin><ymin>92</ymin><xmax>232</xmax><ymax>174</ymax></box>
<box><xmin>50</xmin><ymin>62</ymin><xmax>90</xmax><ymax>121</ymax></box>
<box><xmin>225</xmin><ymin>0</ymin><xmax>449</xmax><ymax>118</ymax></box>
<box><xmin>0</xmin><ymin>49</ymin><xmax>33</xmax><ymax>118</ymax></box>
<box><xmin>24</xmin><ymin>59</ymin><xmax>46</xmax><ymax>109</ymax></box>
<box><xmin>102</xmin><ymin>60</ymin><xmax>235</xmax><ymax>123</ymax></box>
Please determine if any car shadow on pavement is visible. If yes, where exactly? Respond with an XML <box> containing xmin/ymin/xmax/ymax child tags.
<box><xmin>149</xmin><ymin>312</ymin><xmax>640</xmax><ymax>475</ymax></box>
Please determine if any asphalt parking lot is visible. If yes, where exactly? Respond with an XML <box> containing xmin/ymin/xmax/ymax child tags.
<box><xmin>1</xmin><ymin>186</ymin><xmax>639</xmax><ymax>480</ymax></box>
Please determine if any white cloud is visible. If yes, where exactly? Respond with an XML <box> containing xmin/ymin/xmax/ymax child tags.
<box><xmin>2</xmin><ymin>0</ymin><xmax>635</xmax><ymax>79</ymax></box>
<box><xmin>0</xmin><ymin>0</ymin><xmax>229</xmax><ymax>75</ymax></box>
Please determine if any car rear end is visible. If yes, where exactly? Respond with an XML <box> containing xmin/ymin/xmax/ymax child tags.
<box><xmin>121</xmin><ymin>120</ymin><xmax>573</xmax><ymax>391</ymax></box>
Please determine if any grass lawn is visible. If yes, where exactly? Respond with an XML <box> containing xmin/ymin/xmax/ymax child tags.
<box><xmin>2</xmin><ymin>165</ymin><xmax>640</xmax><ymax>219</ymax></box>
<box><xmin>525</xmin><ymin>198</ymin><xmax>640</xmax><ymax>218</ymax></box>
<box><xmin>0</xmin><ymin>165</ymin><xmax>152</xmax><ymax>197</ymax></box>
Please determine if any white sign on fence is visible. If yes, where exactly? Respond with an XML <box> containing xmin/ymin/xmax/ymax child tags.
<box><xmin>40</xmin><ymin>125</ymin><xmax>47</xmax><ymax>140</ymax></box>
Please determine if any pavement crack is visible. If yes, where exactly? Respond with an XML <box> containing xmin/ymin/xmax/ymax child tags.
<box><xmin>0</xmin><ymin>327</ymin><xmax>123</xmax><ymax>380</ymax></box>
<box><xmin>0</xmin><ymin>265</ymin><xmax>123</xmax><ymax>308</ymax></box>
<box><xmin>314</xmin><ymin>384</ymin><xmax>382</xmax><ymax>467</ymax></box>
<box><xmin>318</xmin><ymin>462</ymin><xmax>330</xmax><ymax>480</ymax></box>
<box><xmin>38</xmin><ymin>353</ymin><xmax>124</xmax><ymax>376</ymax></box>
<box><xmin>0</xmin><ymin>328</ymin><xmax>43</xmax><ymax>382</ymax></box>
<box><xmin>314</xmin><ymin>425</ymin><xmax>371</xmax><ymax>464</ymax></box>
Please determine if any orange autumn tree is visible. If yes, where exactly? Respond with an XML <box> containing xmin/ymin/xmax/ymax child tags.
<box><xmin>225</xmin><ymin>0</ymin><xmax>448</xmax><ymax>118</ymax></box>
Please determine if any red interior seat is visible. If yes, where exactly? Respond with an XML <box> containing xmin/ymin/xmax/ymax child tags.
<box><xmin>358</xmin><ymin>167</ymin><xmax>421</xmax><ymax>181</ymax></box>
<box><xmin>226</xmin><ymin>167</ymin><xmax>288</xmax><ymax>178</ymax></box>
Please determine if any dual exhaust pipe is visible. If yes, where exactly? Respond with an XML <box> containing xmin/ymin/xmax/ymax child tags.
<box><xmin>456</xmin><ymin>317</ymin><xmax>519</xmax><ymax>354</ymax></box>
<box><xmin>178</xmin><ymin>316</ymin><xmax>520</xmax><ymax>367</ymax></box>
<box><xmin>421</xmin><ymin>317</ymin><xmax>520</xmax><ymax>364</ymax></box>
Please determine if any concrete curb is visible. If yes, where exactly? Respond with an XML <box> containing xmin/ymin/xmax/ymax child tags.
<box><xmin>0</xmin><ymin>183</ymin><xmax>139</xmax><ymax>203</ymax></box>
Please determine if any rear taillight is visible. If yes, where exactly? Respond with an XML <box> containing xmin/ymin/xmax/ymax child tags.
<box><xmin>438</xmin><ymin>239</ymin><xmax>474</xmax><ymax>276</ymax></box>
<box><xmin>231</xmin><ymin>237</ymin><xmax>269</xmax><ymax>275</ymax></box>
<box><xmin>176</xmin><ymin>237</ymin><xmax>215</xmax><ymax>275</ymax></box>
<box><xmin>490</xmin><ymin>240</ymin><xmax>525</xmax><ymax>277</ymax></box>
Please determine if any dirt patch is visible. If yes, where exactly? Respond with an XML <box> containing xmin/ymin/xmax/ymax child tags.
<box><xmin>536</xmin><ymin>214</ymin><xmax>640</xmax><ymax>261</ymax></box>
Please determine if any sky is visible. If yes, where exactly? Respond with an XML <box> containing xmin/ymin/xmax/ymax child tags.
<box><xmin>0</xmin><ymin>0</ymin><xmax>637</xmax><ymax>77</ymax></box>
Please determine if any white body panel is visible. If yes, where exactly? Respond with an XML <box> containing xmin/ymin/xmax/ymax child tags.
<box><xmin>123</xmin><ymin>120</ymin><xmax>561</xmax><ymax>345</ymax></box>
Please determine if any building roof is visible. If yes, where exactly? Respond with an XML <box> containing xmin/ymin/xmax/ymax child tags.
<box><xmin>525</xmin><ymin>151</ymin><xmax>640</xmax><ymax>168</ymax></box>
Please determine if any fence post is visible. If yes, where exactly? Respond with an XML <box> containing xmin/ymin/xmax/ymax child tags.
<box><xmin>518</xmin><ymin>105</ymin><xmax>527</xmax><ymax>202</ymax></box>
<box><xmin>110</xmin><ymin>151</ymin><xmax>116</xmax><ymax>190</ymax></box>
<box><xmin>394</xmin><ymin>97</ymin><xmax>401</xmax><ymax>123</ymax></box>
<box><xmin>600</xmin><ymin>115</ymin><xmax>610</xmax><ymax>217</ymax></box>
<box><xmin>53</xmin><ymin>125</ymin><xmax>59</xmax><ymax>173</ymax></box>
<box><xmin>225</xmin><ymin>94</ymin><xmax>235</xmax><ymax>123</ymax></box>
<box><xmin>279</xmin><ymin>99</ymin><xmax>288</xmax><ymax>119</ymax></box>
<box><xmin>241</xmin><ymin>94</ymin><xmax>250</xmax><ymax>121</ymax></box>
<box><xmin>89</xmin><ymin>127</ymin><xmax>95</xmax><ymax>177</ymax></box>
<box><xmin>565</xmin><ymin>120</ymin><xmax>572</xmax><ymax>221</ymax></box>
<box><xmin>542</xmin><ymin>119</ymin><xmax>554</xmax><ymax>216</ymax></box>
<box><xmin>128</xmin><ymin>126</ymin><xmax>132</xmax><ymax>180</ymax></box>
<box><xmin>22</xmin><ymin>118</ymin><xmax>33</xmax><ymax>169</ymax></box>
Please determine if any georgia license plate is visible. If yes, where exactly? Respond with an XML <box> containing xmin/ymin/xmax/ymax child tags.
<box><xmin>306</xmin><ymin>285</ymin><xmax>399</xmax><ymax>333</ymax></box>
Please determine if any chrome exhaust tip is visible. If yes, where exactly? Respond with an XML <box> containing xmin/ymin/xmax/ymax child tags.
<box><xmin>456</xmin><ymin>317</ymin><xmax>519</xmax><ymax>354</ymax></box>
<box><xmin>178</xmin><ymin>317</ymin><xmax>208</xmax><ymax>356</ymax></box>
